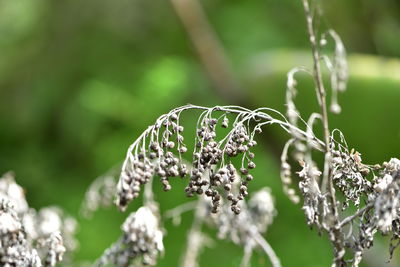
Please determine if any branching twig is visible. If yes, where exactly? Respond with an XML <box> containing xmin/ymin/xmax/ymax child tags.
<box><xmin>339</xmin><ymin>203</ymin><xmax>374</xmax><ymax>228</ymax></box>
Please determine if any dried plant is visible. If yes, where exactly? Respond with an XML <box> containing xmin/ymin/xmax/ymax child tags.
<box><xmin>2</xmin><ymin>0</ymin><xmax>399</xmax><ymax>266</ymax></box>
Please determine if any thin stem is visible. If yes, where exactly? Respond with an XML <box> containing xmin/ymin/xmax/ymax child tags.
<box><xmin>339</xmin><ymin>203</ymin><xmax>373</xmax><ymax>228</ymax></box>
<box><xmin>164</xmin><ymin>201</ymin><xmax>198</xmax><ymax>220</ymax></box>
<box><xmin>252</xmin><ymin>231</ymin><xmax>281</xmax><ymax>267</ymax></box>
<box><xmin>302</xmin><ymin>0</ymin><xmax>343</xmax><ymax>265</ymax></box>
<box><xmin>144</xmin><ymin>176</ymin><xmax>155</xmax><ymax>206</ymax></box>
<box><xmin>180</xmin><ymin>199</ymin><xmax>207</xmax><ymax>267</ymax></box>
<box><xmin>302</xmin><ymin>0</ymin><xmax>332</xmax><ymax>196</ymax></box>
<box><xmin>240</xmin><ymin>243</ymin><xmax>253</xmax><ymax>267</ymax></box>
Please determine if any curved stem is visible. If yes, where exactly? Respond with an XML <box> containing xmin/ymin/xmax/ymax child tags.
<box><xmin>252</xmin><ymin>231</ymin><xmax>281</xmax><ymax>267</ymax></box>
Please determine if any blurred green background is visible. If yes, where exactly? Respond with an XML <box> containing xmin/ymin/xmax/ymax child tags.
<box><xmin>0</xmin><ymin>0</ymin><xmax>400</xmax><ymax>266</ymax></box>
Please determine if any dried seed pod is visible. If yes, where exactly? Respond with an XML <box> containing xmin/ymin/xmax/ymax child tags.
<box><xmin>178</xmin><ymin>146</ymin><xmax>187</xmax><ymax>153</ymax></box>
<box><xmin>248</xmin><ymin>162</ymin><xmax>256</xmax><ymax>169</ymax></box>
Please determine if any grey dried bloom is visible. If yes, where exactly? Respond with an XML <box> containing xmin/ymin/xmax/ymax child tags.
<box><xmin>37</xmin><ymin>207</ymin><xmax>78</xmax><ymax>253</ymax></box>
<box><xmin>328</xmin><ymin>157</ymin><xmax>400</xmax><ymax>265</ymax></box>
<box><xmin>296</xmin><ymin>160</ymin><xmax>329</xmax><ymax>229</ymax></box>
<box><xmin>371</xmin><ymin>158</ymin><xmax>400</xmax><ymax>233</ymax></box>
<box><xmin>0</xmin><ymin>200</ymin><xmax>42</xmax><ymax>267</ymax></box>
<box><xmin>382</xmin><ymin>158</ymin><xmax>400</xmax><ymax>260</ymax></box>
<box><xmin>40</xmin><ymin>232</ymin><xmax>66</xmax><ymax>267</ymax></box>
<box><xmin>0</xmin><ymin>171</ymin><xmax>29</xmax><ymax>214</ymax></box>
<box><xmin>331</xmin><ymin>147</ymin><xmax>372</xmax><ymax>210</ymax></box>
<box><xmin>96</xmin><ymin>206</ymin><xmax>164</xmax><ymax>266</ymax></box>
<box><xmin>0</xmin><ymin>172</ymin><xmax>77</xmax><ymax>266</ymax></box>
<box><xmin>248</xmin><ymin>188</ymin><xmax>277</xmax><ymax>232</ymax></box>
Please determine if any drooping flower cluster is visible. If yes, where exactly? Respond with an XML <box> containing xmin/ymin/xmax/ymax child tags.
<box><xmin>0</xmin><ymin>172</ymin><xmax>77</xmax><ymax>267</ymax></box>
<box><xmin>116</xmin><ymin>105</ymin><xmax>306</xmax><ymax>214</ymax></box>
<box><xmin>96</xmin><ymin>206</ymin><xmax>164</xmax><ymax>266</ymax></box>
<box><xmin>116</xmin><ymin>110</ymin><xmax>189</xmax><ymax>210</ymax></box>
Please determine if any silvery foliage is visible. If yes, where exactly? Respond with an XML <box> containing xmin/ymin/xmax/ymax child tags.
<box><xmin>82</xmin><ymin>1</ymin><xmax>400</xmax><ymax>266</ymax></box>
<box><xmin>0</xmin><ymin>172</ymin><xmax>77</xmax><ymax>267</ymax></box>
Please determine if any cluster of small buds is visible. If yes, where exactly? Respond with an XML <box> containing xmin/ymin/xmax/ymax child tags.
<box><xmin>96</xmin><ymin>206</ymin><xmax>164</xmax><ymax>266</ymax></box>
<box><xmin>187</xmin><ymin>119</ymin><xmax>258</xmax><ymax>214</ymax></box>
<box><xmin>117</xmin><ymin>157</ymin><xmax>156</xmax><ymax>209</ymax></box>
<box><xmin>185</xmin><ymin>117</ymin><xmax>225</xmax><ymax>211</ymax></box>
<box><xmin>118</xmin><ymin>107</ymin><xmax>266</xmax><ymax>214</ymax></box>
<box><xmin>117</xmin><ymin>113</ymin><xmax>190</xmax><ymax>210</ymax></box>
<box><xmin>331</xmin><ymin>149</ymin><xmax>372</xmax><ymax>210</ymax></box>
<box><xmin>225</xmin><ymin>124</ymin><xmax>253</xmax><ymax>157</ymax></box>
<box><xmin>0</xmin><ymin>172</ymin><xmax>77</xmax><ymax>267</ymax></box>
